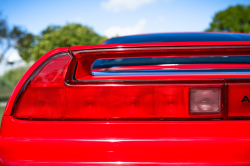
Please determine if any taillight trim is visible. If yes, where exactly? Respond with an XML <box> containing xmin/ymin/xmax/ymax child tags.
<box><xmin>67</xmin><ymin>79</ymin><xmax>225</xmax><ymax>85</ymax></box>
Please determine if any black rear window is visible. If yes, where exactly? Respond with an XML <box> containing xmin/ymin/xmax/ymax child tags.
<box><xmin>93</xmin><ymin>56</ymin><xmax>250</xmax><ymax>69</ymax></box>
<box><xmin>103</xmin><ymin>33</ymin><xmax>250</xmax><ymax>44</ymax></box>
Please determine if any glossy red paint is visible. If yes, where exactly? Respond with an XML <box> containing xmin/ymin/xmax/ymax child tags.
<box><xmin>2</xmin><ymin>40</ymin><xmax>250</xmax><ymax>165</ymax></box>
<box><xmin>1</xmin><ymin>116</ymin><xmax>250</xmax><ymax>165</ymax></box>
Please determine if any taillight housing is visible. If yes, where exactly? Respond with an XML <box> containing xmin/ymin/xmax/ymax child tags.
<box><xmin>13</xmin><ymin>53</ymin><xmax>72</xmax><ymax>119</ymax></box>
<box><xmin>10</xmin><ymin>45</ymin><xmax>235</xmax><ymax>120</ymax></box>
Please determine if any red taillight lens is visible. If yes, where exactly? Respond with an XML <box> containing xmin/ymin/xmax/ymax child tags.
<box><xmin>190</xmin><ymin>88</ymin><xmax>221</xmax><ymax>114</ymax></box>
<box><xmin>14</xmin><ymin>80</ymin><xmax>223</xmax><ymax>120</ymax></box>
<box><xmin>63</xmin><ymin>85</ymin><xmax>222</xmax><ymax>120</ymax></box>
<box><xmin>30</xmin><ymin>55</ymin><xmax>71</xmax><ymax>87</ymax></box>
<box><xmin>228</xmin><ymin>83</ymin><xmax>250</xmax><ymax>118</ymax></box>
<box><xmin>13</xmin><ymin>54</ymin><xmax>72</xmax><ymax>119</ymax></box>
<box><xmin>64</xmin><ymin>85</ymin><xmax>189</xmax><ymax>119</ymax></box>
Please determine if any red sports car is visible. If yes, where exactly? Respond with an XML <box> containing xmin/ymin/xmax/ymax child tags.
<box><xmin>1</xmin><ymin>32</ymin><xmax>250</xmax><ymax>165</ymax></box>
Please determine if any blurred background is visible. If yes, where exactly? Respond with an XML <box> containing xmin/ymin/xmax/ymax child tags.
<box><xmin>0</xmin><ymin>0</ymin><xmax>250</xmax><ymax>123</ymax></box>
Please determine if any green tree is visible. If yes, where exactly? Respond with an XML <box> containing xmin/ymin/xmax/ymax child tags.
<box><xmin>18</xmin><ymin>24</ymin><xmax>106</xmax><ymax>62</ymax></box>
<box><xmin>206</xmin><ymin>5</ymin><xmax>250</xmax><ymax>32</ymax></box>
<box><xmin>0</xmin><ymin>13</ymin><xmax>34</xmax><ymax>62</ymax></box>
<box><xmin>2</xmin><ymin>65</ymin><xmax>29</xmax><ymax>87</ymax></box>
<box><xmin>0</xmin><ymin>65</ymin><xmax>30</xmax><ymax>101</ymax></box>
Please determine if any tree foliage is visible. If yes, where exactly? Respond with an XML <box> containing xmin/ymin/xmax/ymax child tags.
<box><xmin>18</xmin><ymin>24</ymin><xmax>106</xmax><ymax>62</ymax></box>
<box><xmin>0</xmin><ymin>65</ymin><xmax>29</xmax><ymax>100</ymax></box>
<box><xmin>0</xmin><ymin>14</ymin><xmax>7</xmax><ymax>38</ymax></box>
<box><xmin>0</xmin><ymin>65</ymin><xmax>29</xmax><ymax>91</ymax></box>
<box><xmin>206</xmin><ymin>5</ymin><xmax>250</xmax><ymax>32</ymax></box>
<box><xmin>0</xmin><ymin>13</ymin><xmax>34</xmax><ymax>62</ymax></box>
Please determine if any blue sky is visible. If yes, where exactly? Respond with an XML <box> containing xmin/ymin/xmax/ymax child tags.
<box><xmin>1</xmin><ymin>0</ymin><xmax>250</xmax><ymax>38</ymax></box>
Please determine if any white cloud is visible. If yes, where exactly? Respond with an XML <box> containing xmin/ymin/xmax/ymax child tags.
<box><xmin>101</xmin><ymin>0</ymin><xmax>155</xmax><ymax>12</ymax></box>
<box><xmin>104</xmin><ymin>19</ymin><xmax>147</xmax><ymax>38</ymax></box>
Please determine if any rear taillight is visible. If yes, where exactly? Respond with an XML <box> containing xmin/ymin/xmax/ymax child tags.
<box><xmin>13</xmin><ymin>78</ymin><xmax>223</xmax><ymax>120</ymax></box>
<box><xmin>190</xmin><ymin>88</ymin><xmax>221</xmax><ymax>114</ymax></box>
<box><xmin>14</xmin><ymin>45</ymin><xmax>250</xmax><ymax>120</ymax></box>
<box><xmin>30</xmin><ymin>55</ymin><xmax>71</xmax><ymax>87</ymax></box>
<box><xmin>13</xmin><ymin>53</ymin><xmax>72</xmax><ymax>119</ymax></box>
<box><xmin>64</xmin><ymin>85</ymin><xmax>222</xmax><ymax>120</ymax></box>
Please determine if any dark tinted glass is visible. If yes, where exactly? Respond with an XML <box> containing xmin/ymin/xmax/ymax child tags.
<box><xmin>93</xmin><ymin>56</ymin><xmax>250</xmax><ymax>69</ymax></box>
<box><xmin>93</xmin><ymin>69</ymin><xmax>250</xmax><ymax>76</ymax></box>
<box><xmin>103</xmin><ymin>33</ymin><xmax>250</xmax><ymax>44</ymax></box>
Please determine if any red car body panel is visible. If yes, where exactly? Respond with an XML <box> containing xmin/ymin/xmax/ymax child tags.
<box><xmin>1</xmin><ymin>39</ymin><xmax>250</xmax><ymax>165</ymax></box>
<box><xmin>1</xmin><ymin>116</ymin><xmax>250</xmax><ymax>165</ymax></box>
